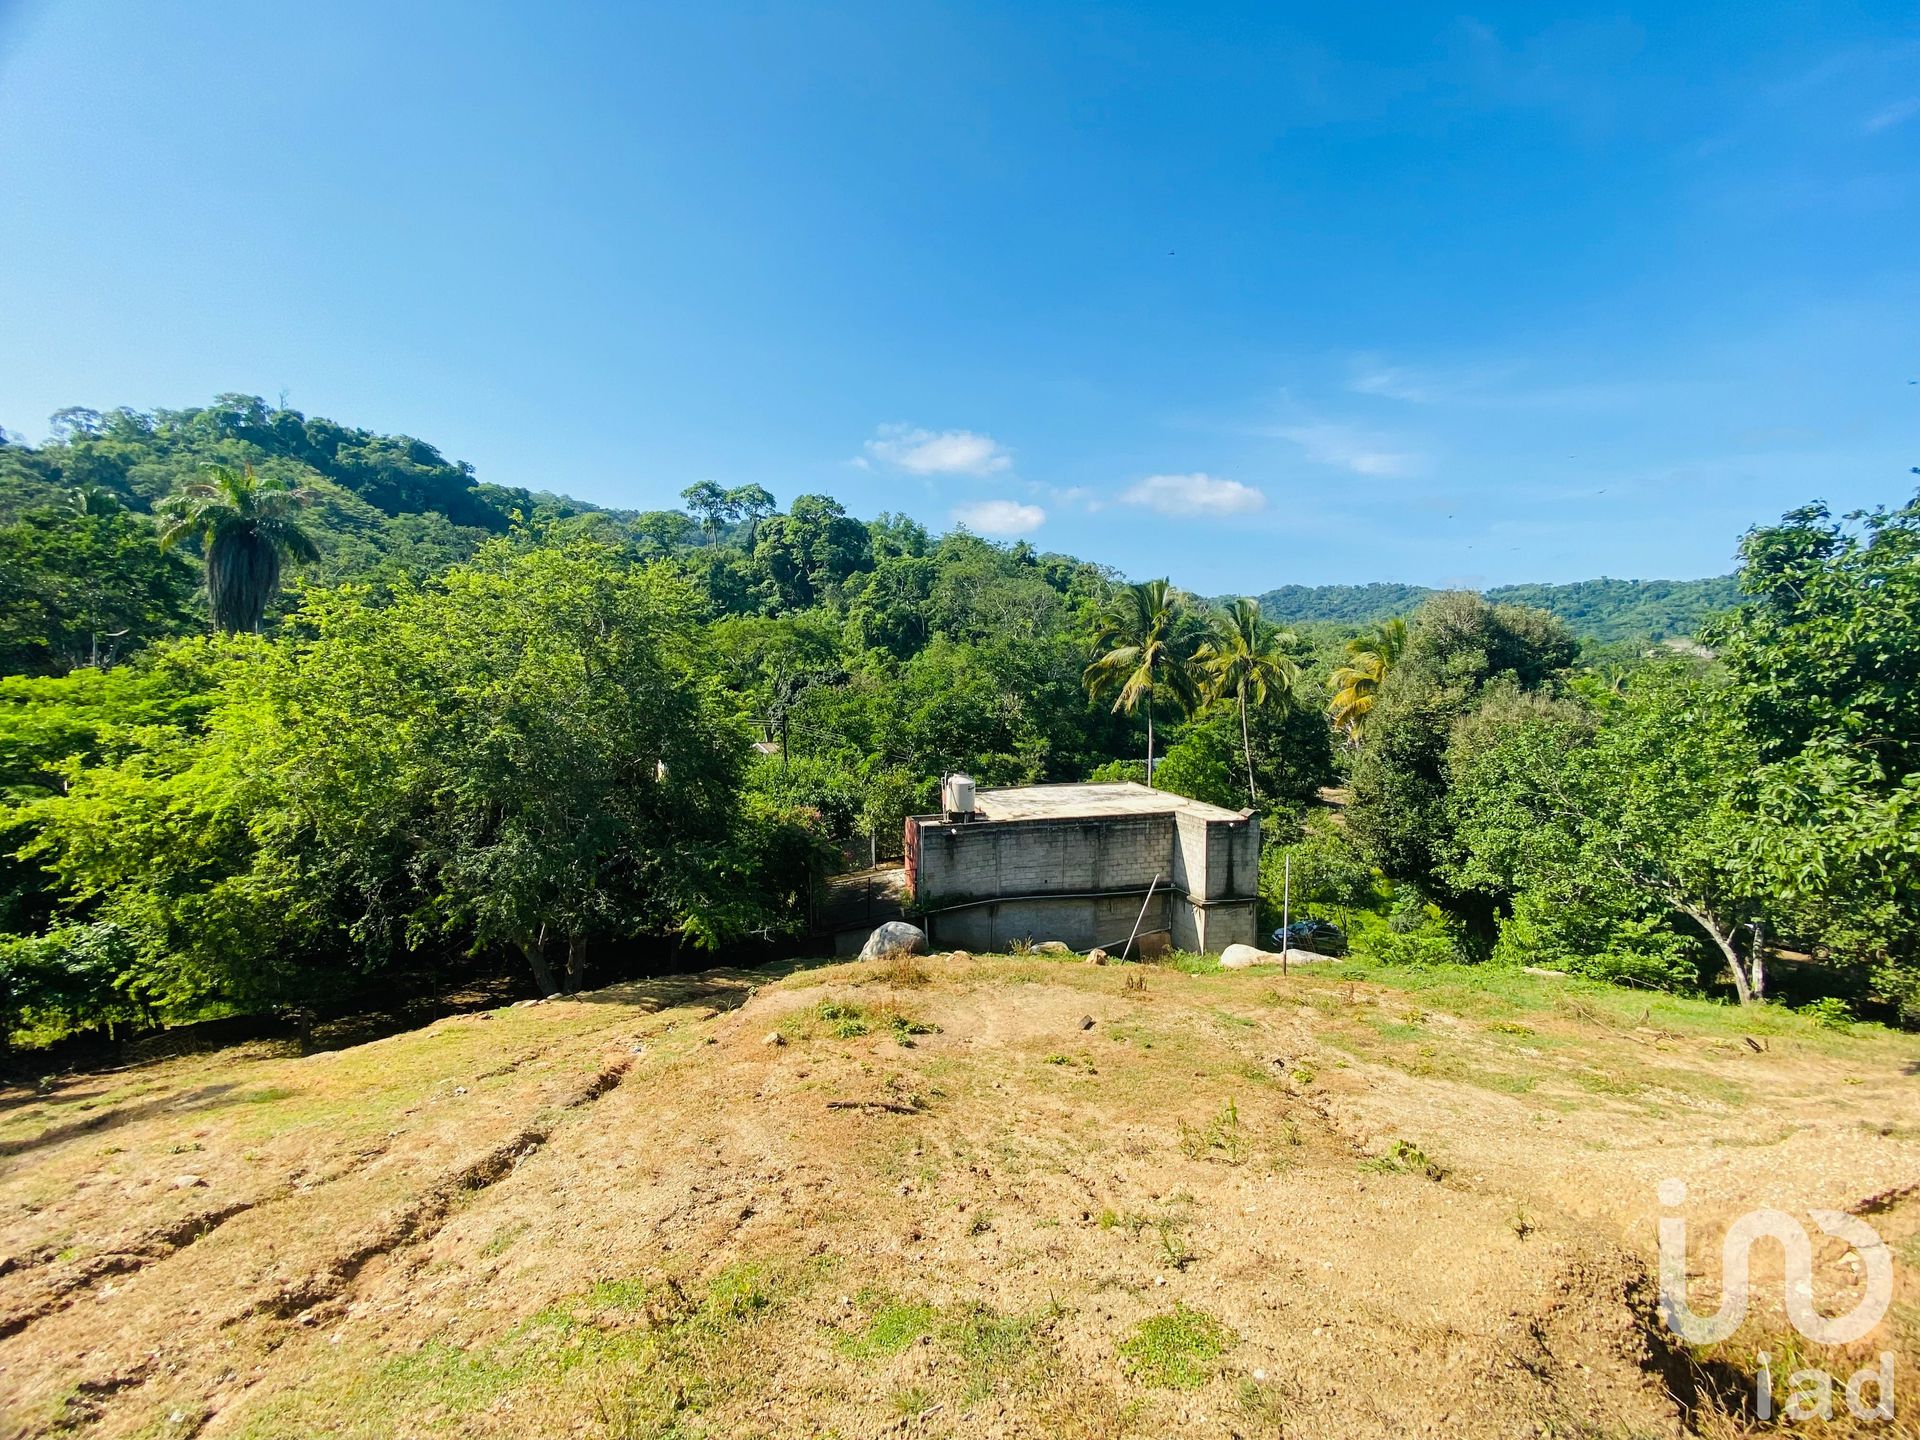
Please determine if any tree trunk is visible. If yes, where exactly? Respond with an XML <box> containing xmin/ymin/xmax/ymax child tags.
<box><xmin>564</xmin><ymin>934</ymin><xmax>588</xmax><ymax>994</ymax></box>
<box><xmin>518</xmin><ymin>933</ymin><xmax>560</xmax><ymax>997</ymax></box>
<box><xmin>1240</xmin><ymin>690</ymin><xmax>1257</xmax><ymax>808</ymax></box>
<box><xmin>1684</xmin><ymin>904</ymin><xmax>1752</xmax><ymax>1005</ymax></box>
<box><xmin>1145</xmin><ymin>689</ymin><xmax>1155</xmax><ymax>787</ymax></box>
<box><xmin>1748</xmin><ymin>920</ymin><xmax>1767</xmax><ymax>1002</ymax></box>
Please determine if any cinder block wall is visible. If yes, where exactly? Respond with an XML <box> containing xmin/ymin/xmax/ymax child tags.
<box><xmin>914</xmin><ymin>815</ymin><xmax>1170</xmax><ymax>905</ymax></box>
<box><xmin>929</xmin><ymin>892</ymin><xmax>1168</xmax><ymax>953</ymax></box>
<box><xmin>909</xmin><ymin>806</ymin><xmax>1260</xmax><ymax>954</ymax></box>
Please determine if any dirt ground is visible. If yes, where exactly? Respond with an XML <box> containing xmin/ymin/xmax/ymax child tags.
<box><xmin>0</xmin><ymin>953</ymin><xmax>1915</xmax><ymax>1439</ymax></box>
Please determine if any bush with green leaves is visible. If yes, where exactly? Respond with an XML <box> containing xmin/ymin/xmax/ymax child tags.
<box><xmin>1263</xmin><ymin>812</ymin><xmax>1377</xmax><ymax>930</ymax></box>
<box><xmin>0</xmin><ymin>921</ymin><xmax>147</xmax><ymax>1044</ymax></box>
<box><xmin>1489</xmin><ymin>889</ymin><xmax>1701</xmax><ymax>990</ymax></box>
<box><xmin>13</xmin><ymin>538</ymin><xmax>820</xmax><ymax>1014</ymax></box>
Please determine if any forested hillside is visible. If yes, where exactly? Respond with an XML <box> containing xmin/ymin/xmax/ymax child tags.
<box><xmin>1</xmin><ymin>394</ymin><xmax>1914</xmax><ymax>1049</ymax></box>
<box><xmin>1252</xmin><ymin>575</ymin><xmax>1740</xmax><ymax>642</ymax></box>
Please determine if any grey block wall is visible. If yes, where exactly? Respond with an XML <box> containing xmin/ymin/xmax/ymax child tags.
<box><xmin>928</xmin><ymin>892</ymin><xmax>1167</xmax><ymax>953</ymax></box>
<box><xmin>909</xmin><ymin>804</ymin><xmax>1261</xmax><ymax>954</ymax></box>
<box><xmin>914</xmin><ymin>815</ymin><xmax>1170</xmax><ymax>905</ymax></box>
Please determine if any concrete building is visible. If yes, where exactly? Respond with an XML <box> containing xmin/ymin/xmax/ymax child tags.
<box><xmin>903</xmin><ymin>782</ymin><xmax>1259</xmax><ymax>955</ymax></box>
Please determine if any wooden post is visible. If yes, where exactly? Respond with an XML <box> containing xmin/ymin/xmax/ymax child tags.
<box><xmin>1123</xmin><ymin>875</ymin><xmax>1161</xmax><ymax>961</ymax></box>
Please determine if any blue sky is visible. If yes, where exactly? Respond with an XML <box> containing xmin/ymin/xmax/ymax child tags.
<box><xmin>1</xmin><ymin>1</ymin><xmax>1915</xmax><ymax>591</ymax></box>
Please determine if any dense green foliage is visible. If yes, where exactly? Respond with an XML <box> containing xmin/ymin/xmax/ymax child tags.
<box><xmin>0</xmin><ymin>394</ymin><xmax>1910</xmax><ymax>1041</ymax></box>
<box><xmin>0</xmin><ymin>501</ymin><xmax>198</xmax><ymax>673</ymax></box>
<box><xmin>1334</xmin><ymin>490</ymin><xmax>1920</xmax><ymax>1020</ymax></box>
<box><xmin>0</xmin><ymin>397</ymin><xmax>1342</xmax><ymax>1041</ymax></box>
<box><xmin>1253</xmin><ymin>575</ymin><xmax>1740</xmax><ymax>642</ymax></box>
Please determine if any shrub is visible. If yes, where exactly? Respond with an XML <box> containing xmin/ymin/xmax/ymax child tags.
<box><xmin>0</xmin><ymin>921</ymin><xmax>148</xmax><ymax>1043</ymax></box>
<box><xmin>1490</xmin><ymin>889</ymin><xmax>1701</xmax><ymax>991</ymax></box>
<box><xmin>1796</xmin><ymin>995</ymin><xmax>1853</xmax><ymax>1031</ymax></box>
<box><xmin>1359</xmin><ymin>926</ymin><xmax>1459</xmax><ymax>967</ymax></box>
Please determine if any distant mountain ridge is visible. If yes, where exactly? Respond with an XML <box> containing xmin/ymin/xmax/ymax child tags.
<box><xmin>1249</xmin><ymin>575</ymin><xmax>1741</xmax><ymax>643</ymax></box>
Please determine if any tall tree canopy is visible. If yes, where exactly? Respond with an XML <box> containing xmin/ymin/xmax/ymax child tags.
<box><xmin>1195</xmin><ymin>597</ymin><xmax>1301</xmax><ymax>807</ymax></box>
<box><xmin>1084</xmin><ymin>579</ymin><xmax>1200</xmax><ymax>785</ymax></box>
<box><xmin>1345</xmin><ymin>593</ymin><xmax>1576</xmax><ymax>944</ymax></box>
<box><xmin>157</xmin><ymin>465</ymin><xmax>320</xmax><ymax>633</ymax></box>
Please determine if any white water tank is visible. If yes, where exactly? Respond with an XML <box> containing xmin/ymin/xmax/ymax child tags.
<box><xmin>942</xmin><ymin>773</ymin><xmax>977</xmax><ymax>819</ymax></box>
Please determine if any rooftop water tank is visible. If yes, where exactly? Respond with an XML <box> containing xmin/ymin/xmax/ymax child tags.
<box><xmin>942</xmin><ymin>773</ymin><xmax>977</xmax><ymax>820</ymax></box>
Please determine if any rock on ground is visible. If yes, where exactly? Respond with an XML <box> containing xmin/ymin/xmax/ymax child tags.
<box><xmin>859</xmin><ymin>921</ymin><xmax>927</xmax><ymax>960</ymax></box>
<box><xmin>1220</xmin><ymin>944</ymin><xmax>1285</xmax><ymax>969</ymax></box>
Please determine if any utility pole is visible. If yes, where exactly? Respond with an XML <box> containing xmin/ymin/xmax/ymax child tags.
<box><xmin>1281</xmin><ymin>852</ymin><xmax>1291</xmax><ymax>977</ymax></box>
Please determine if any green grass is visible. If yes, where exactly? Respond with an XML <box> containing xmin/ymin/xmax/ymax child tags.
<box><xmin>942</xmin><ymin>1303</ymin><xmax>1049</xmax><ymax>1399</ymax></box>
<box><xmin>1158</xmin><ymin>950</ymin><xmax>1223</xmax><ymax>976</ymax></box>
<box><xmin>479</xmin><ymin>1219</ymin><xmax>531</xmax><ymax>1258</ymax></box>
<box><xmin>1304</xmin><ymin>957</ymin><xmax>1917</xmax><ymax>1056</ymax></box>
<box><xmin>1118</xmin><ymin>1304</ymin><xmax>1236</xmax><ymax>1388</ymax></box>
<box><xmin>891</xmin><ymin>1386</ymin><xmax>937</xmax><ymax>1417</ymax></box>
<box><xmin>1360</xmin><ymin>1139</ymin><xmax>1446</xmax><ymax>1180</ymax></box>
<box><xmin>229</xmin><ymin>1256</ymin><xmax>826</xmax><ymax>1439</ymax></box>
<box><xmin>838</xmin><ymin>1295</ymin><xmax>938</xmax><ymax>1359</ymax></box>
<box><xmin>835</xmin><ymin>1292</ymin><xmax>1050</xmax><ymax>1399</ymax></box>
<box><xmin>780</xmin><ymin>998</ymin><xmax>940</xmax><ymax>1043</ymax></box>
<box><xmin>1178</xmin><ymin>1097</ymin><xmax>1247</xmax><ymax>1165</ymax></box>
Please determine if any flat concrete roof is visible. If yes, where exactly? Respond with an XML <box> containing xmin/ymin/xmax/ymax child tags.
<box><xmin>968</xmin><ymin>781</ymin><xmax>1250</xmax><ymax>825</ymax></box>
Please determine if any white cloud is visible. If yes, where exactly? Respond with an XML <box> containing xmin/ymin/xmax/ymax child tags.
<box><xmin>1048</xmin><ymin>484</ymin><xmax>1106</xmax><ymax>513</ymax></box>
<box><xmin>1865</xmin><ymin>97</ymin><xmax>1920</xmax><ymax>133</ymax></box>
<box><xmin>952</xmin><ymin>499</ymin><xmax>1046</xmax><ymax>535</ymax></box>
<box><xmin>1349</xmin><ymin>365</ymin><xmax>1437</xmax><ymax>403</ymax></box>
<box><xmin>864</xmin><ymin>423</ymin><xmax>1012</xmax><ymax>476</ymax></box>
<box><xmin>1274</xmin><ymin>423</ymin><xmax>1421</xmax><ymax>478</ymax></box>
<box><xmin>1121</xmin><ymin>473</ymin><xmax>1267</xmax><ymax>517</ymax></box>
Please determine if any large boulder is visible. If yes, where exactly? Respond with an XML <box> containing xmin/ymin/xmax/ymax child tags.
<box><xmin>859</xmin><ymin>921</ymin><xmax>928</xmax><ymax>960</ymax></box>
<box><xmin>1220</xmin><ymin>943</ymin><xmax>1284</xmax><ymax>970</ymax></box>
<box><xmin>1221</xmin><ymin>944</ymin><xmax>1334</xmax><ymax>969</ymax></box>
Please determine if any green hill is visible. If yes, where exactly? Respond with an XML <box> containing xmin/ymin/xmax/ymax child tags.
<box><xmin>1250</xmin><ymin>575</ymin><xmax>1740</xmax><ymax>643</ymax></box>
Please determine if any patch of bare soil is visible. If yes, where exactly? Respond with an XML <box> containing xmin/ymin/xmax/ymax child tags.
<box><xmin>0</xmin><ymin>957</ymin><xmax>1913</xmax><ymax>1439</ymax></box>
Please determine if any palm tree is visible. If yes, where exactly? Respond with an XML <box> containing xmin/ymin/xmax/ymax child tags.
<box><xmin>1329</xmin><ymin>616</ymin><xmax>1408</xmax><ymax>746</ymax></box>
<box><xmin>157</xmin><ymin>464</ymin><xmax>319</xmax><ymax>633</ymax></box>
<box><xmin>1196</xmin><ymin>598</ymin><xmax>1301</xmax><ymax>807</ymax></box>
<box><xmin>1084</xmin><ymin>579</ymin><xmax>1199</xmax><ymax>785</ymax></box>
<box><xmin>65</xmin><ymin>484</ymin><xmax>123</xmax><ymax>517</ymax></box>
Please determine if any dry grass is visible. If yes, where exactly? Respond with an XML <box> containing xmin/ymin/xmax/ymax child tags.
<box><xmin>1</xmin><ymin>952</ymin><xmax>1916</xmax><ymax>1438</ymax></box>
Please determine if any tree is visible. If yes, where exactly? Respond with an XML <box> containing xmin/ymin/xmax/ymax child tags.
<box><xmin>725</xmin><ymin>484</ymin><xmax>776</xmax><ymax>548</ymax></box>
<box><xmin>1442</xmin><ymin>664</ymin><xmax>1767</xmax><ymax>1001</ymax></box>
<box><xmin>65</xmin><ymin>484</ymin><xmax>123</xmax><ymax>518</ymax></box>
<box><xmin>752</xmin><ymin>495</ymin><xmax>872</xmax><ymax>611</ymax></box>
<box><xmin>156</xmin><ymin>465</ymin><xmax>319</xmax><ymax>633</ymax></box>
<box><xmin>1084</xmin><ymin>579</ymin><xmax>1199</xmax><ymax>785</ymax></box>
<box><xmin>1266</xmin><ymin>813</ymin><xmax>1377</xmax><ymax>929</ymax></box>
<box><xmin>250</xmin><ymin>542</ymin><xmax>769</xmax><ymax>993</ymax></box>
<box><xmin>680</xmin><ymin>481</ymin><xmax>735</xmax><ymax>541</ymax></box>
<box><xmin>1345</xmin><ymin>593</ymin><xmax>1575</xmax><ymax>945</ymax></box>
<box><xmin>0</xmin><ymin>508</ymin><xmax>198</xmax><ymax>673</ymax></box>
<box><xmin>1195</xmin><ymin>597</ymin><xmax>1301</xmax><ymax>807</ymax></box>
<box><xmin>23</xmin><ymin>542</ymin><xmax>808</xmax><ymax>1004</ymax></box>
<box><xmin>1329</xmin><ymin>617</ymin><xmax>1406</xmax><ymax>745</ymax></box>
<box><xmin>867</xmin><ymin>510</ymin><xmax>930</xmax><ymax>561</ymax></box>
<box><xmin>1705</xmin><ymin>490</ymin><xmax>1920</xmax><ymax>1016</ymax></box>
